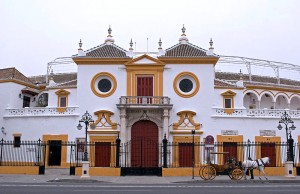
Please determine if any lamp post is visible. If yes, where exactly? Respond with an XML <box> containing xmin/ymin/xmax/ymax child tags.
<box><xmin>192</xmin><ymin>129</ymin><xmax>195</xmax><ymax>179</ymax></box>
<box><xmin>77</xmin><ymin>111</ymin><xmax>94</xmax><ymax>161</ymax></box>
<box><xmin>277</xmin><ymin>111</ymin><xmax>296</xmax><ymax>162</ymax></box>
<box><xmin>277</xmin><ymin>111</ymin><xmax>296</xmax><ymax>177</ymax></box>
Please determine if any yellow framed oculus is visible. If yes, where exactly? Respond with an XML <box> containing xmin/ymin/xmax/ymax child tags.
<box><xmin>173</xmin><ymin>72</ymin><xmax>200</xmax><ymax>98</ymax></box>
<box><xmin>91</xmin><ymin>72</ymin><xmax>117</xmax><ymax>97</ymax></box>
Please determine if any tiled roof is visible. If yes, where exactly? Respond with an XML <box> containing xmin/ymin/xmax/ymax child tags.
<box><xmin>214</xmin><ymin>79</ymin><xmax>238</xmax><ymax>88</ymax></box>
<box><xmin>160</xmin><ymin>42</ymin><xmax>218</xmax><ymax>58</ymax></box>
<box><xmin>0</xmin><ymin>67</ymin><xmax>35</xmax><ymax>85</ymax></box>
<box><xmin>215</xmin><ymin>72</ymin><xmax>300</xmax><ymax>89</ymax></box>
<box><xmin>29</xmin><ymin>73</ymin><xmax>77</xmax><ymax>85</ymax></box>
<box><xmin>49</xmin><ymin>79</ymin><xmax>77</xmax><ymax>88</ymax></box>
<box><xmin>82</xmin><ymin>43</ymin><xmax>129</xmax><ymax>58</ymax></box>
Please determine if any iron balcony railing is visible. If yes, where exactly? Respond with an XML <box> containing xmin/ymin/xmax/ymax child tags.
<box><xmin>118</xmin><ymin>96</ymin><xmax>172</xmax><ymax>107</ymax></box>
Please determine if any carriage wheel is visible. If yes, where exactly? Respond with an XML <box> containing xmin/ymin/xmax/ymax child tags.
<box><xmin>199</xmin><ymin>166</ymin><xmax>206</xmax><ymax>180</ymax></box>
<box><xmin>231</xmin><ymin>168</ymin><xmax>244</xmax><ymax>180</ymax></box>
<box><xmin>202</xmin><ymin>166</ymin><xmax>216</xmax><ymax>180</ymax></box>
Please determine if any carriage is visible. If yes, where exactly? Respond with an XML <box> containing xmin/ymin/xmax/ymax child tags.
<box><xmin>199</xmin><ymin>152</ymin><xmax>244</xmax><ymax>180</ymax></box>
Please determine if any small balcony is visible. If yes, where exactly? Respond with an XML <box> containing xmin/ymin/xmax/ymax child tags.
<box><xmin>212</xmin><ymin>108</ymin><xmax>300</xmax><ymax>119</ymax></box>
<box><xmin>117</xmin><ymin>96</ymin><xmax>173</xmax><ymax>109</ymax></box>
<box><xmin>4</xmin><ymin>106</ymin><xmax>80</xmax><ymax>117</ymax></box>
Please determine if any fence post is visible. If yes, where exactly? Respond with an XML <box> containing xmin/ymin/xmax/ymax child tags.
<box><xmin>0</xmin><ymin>138</ymin><xmax>3</xmax><ymax>166</ymax></box>
<box><xmin>116</xmin><ymin>133</ymin><xmax>121</xmax><ymax>167</ymax></box>
<box><xmin>162</xmin><ymin>134</ymin><xmax>168</xmax><ymax>168</ymax></box>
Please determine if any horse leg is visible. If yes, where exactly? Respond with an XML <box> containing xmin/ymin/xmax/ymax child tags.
<box><xmin>244</xmin><ymin>168</ymin><xmax>248</xmax><ymax>180</ymax></box>
<box><xmin>258</xmin><ymin>167</ymin><xmax>262</xmax><ymax>180</ymax></box>
<box><xmin>261</xmin><ymin>168</ymin><xmax>268</xmax><ymax>180</ymax></box>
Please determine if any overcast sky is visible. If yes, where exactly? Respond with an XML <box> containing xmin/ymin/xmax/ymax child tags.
<box><xmin>0</xmin><ymin>0</ymin><xmax>299</xmax><ymax>77</ymax></box>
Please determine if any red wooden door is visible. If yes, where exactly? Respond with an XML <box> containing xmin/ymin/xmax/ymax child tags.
<box><xmin>223</xmin><ymin>142</ymin><xmax>237</xmax><ymax>164</ymax></box>
<box><xmin>131</xmin><ymin>120</ymin><xmax>158</xmax><ymax>167</ymax></box>
<box><xmin>137</xmin><ymin>76</ymin><xmax>153</xmax><ymax>104</ymax></box>
<box><xmin>179</xmin><ymin>143</ymin><xmax>193</xmax><ymax>167</ymax></box>
<box><xmin>261</xmin><ymin>143</ymin><xmax>276</xmax><ymax>167</ymax></box>
<box><xmin>95</xmin><ymin>142</ymin><xmax>111</xmax><ymax>167</ymax></box>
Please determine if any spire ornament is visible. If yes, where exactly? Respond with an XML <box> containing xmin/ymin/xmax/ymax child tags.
<box><xmin>108</xmin><ymin>25</ymin><xmax>112</xmax><ymax>35</ymax></box>
<box><xmin>79</xmin><ymin>39</ymin><xmax>82</xmax><ymax>49</ymax></box>
<box><xmin>105</xmin><ymin>25</ymin><xmax>115</xmax><ymax>44</ymax></box>
<box><xmin>182</xmin><ymin>24</ymin><xmax>186</xmax><ymax>34</ymax></box>
<box><xmin>158</xmin><ymin>38</ymin><xmax>162</xmax><ymax>48</ymax></box>
<box><xmin>209</xmin><ymin>38</ymin><xmax>214</xmax><ymax>49</ymax></box>
<box><xmin>179</xmin><ymin>24</ymin><xmax>189</xmax><ymax>43</ymax></box>
<box><xmin>129</xmin><ymin>38</ymin><xmax>133</xmax><ymax>49</ymax></box>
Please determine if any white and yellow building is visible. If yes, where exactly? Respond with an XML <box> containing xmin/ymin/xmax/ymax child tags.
<box><xmin>0</xmin><ymin>26</ymin><xmax>300</xmax><ymax>176</ymax></box>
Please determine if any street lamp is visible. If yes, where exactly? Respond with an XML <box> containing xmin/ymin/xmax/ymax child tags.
<box><xmin>277</xmin><ymin>111</ymin><xmax>296</xmax><ymax>162</ymax></box>
<box><xmin>77</xmin><ymin>111</ymin><xmax>94</xmax><ymax>161</ymax></box>
<box><xmin>191</xmin><ymin>129</ymin><xmax>195</xmax><ymax>179</ymax></box>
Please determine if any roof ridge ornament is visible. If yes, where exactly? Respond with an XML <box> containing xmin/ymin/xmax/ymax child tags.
<box><xmin>129</xmin><ymin>38</ymin><xmax>133</xmax><ymax>50</ymax></box>
<box><xmin>179</xmin><ymin>24</ymin><xmax>189</xmax><ymax>44</ymax></box>
<box><xmin>158</xmin><ymin>38</ymin><xmax>165</xmax><ymax>56</ymax></box>
<box><xmin>206</xmin><ymin>38</ymin><xmax>215</xmax><ymax>56</ymax></box>
<box><xmin>126</xmin><ymin>38</ymin><xmax>134</xmax><ymax>57</ymax></box>
<box><xmin>79</xmin><ymin>39</ymin><xmax>83</xmax><ymax>50</ymax></box>
<box><xmin>78</xmin><ymin>39</ymin><xmax>86</xmax><ymax>56</ymax></box>
<box><xmin>105</xmin><ymin>25</ymin><xmax>115</xmax><ymax>45</ymax></box>
<box><xmin>158</xmin><ymin>38</ymin><xmax>162</xmax><ymax>49</ymax></box>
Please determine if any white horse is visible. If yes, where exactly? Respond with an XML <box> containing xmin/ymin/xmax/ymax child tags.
<box><xmin>242</xmin><ymin>157</ymin><xmax>270</xmax><ymax>180</ymax></box>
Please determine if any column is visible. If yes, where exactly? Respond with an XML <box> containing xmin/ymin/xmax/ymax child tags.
<box><xmin>120</xmin><ymin>108</ymin><xmax>127</xmax><ymax>143</ymax></box>
<box><xmin>163</xmin><ymin>109</ymin><xmax>169</xmax><ymax>139</ymax></box>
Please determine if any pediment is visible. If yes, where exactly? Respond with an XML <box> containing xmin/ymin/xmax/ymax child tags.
<box><xmin>221</xmin><ymin>90</ymin><xmax>236</xmax><ymax>96</ymax></box>
<box><xmin>125</xmin><ymin>54</ymin><xmax>165</xmax><ymax>66</ymax></box>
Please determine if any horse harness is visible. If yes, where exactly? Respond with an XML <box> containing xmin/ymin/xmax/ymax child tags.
<box><xmin>255</xmin><ymin>159</ymin><xmax>265</xmax><ymax>167</ymax></box>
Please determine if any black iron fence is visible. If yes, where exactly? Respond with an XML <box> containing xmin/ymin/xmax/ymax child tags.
<box><xmin>1</xmin><ymin>138</ymin><xmax>300</xmax><ymax>171</ymax></box>
<box><xmin>163</xmin><ymin>141</ymin><xmax>300</xmax><ymax>168</ymax></box>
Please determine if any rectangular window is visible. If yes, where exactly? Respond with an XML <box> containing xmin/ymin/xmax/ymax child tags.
<box><xmin>14</xmin><ymin>136</ymin><xmax>21</xmax><ymax>148</ymax></box>
<box><xmin>224</xmin><ymin>98</ymin><xmax>232</xmax><ymax>108</ymax></box>
<box><xmin>23</xmin><ymin>96</ymin><xmax>30</xmax><ymax>108</ymax></box>
<box><xmin>59</xmin><ymin>96</ymin><xmax>67</xmax><ymax>107</ymax></box>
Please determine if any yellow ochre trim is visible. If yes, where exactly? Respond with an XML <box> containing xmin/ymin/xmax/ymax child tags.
<box><xmin>173</xmin><ymin>110</ymin><xmax>200</xmax><ymax>130</ymax></box>
<box><xmin>221</xmin><ymin>90</ymin><xmax>236</xmax><ymax>113</ymax></box>
<box><xmin>216</xmin><ymin>135</ymin><xmax>243</xmax><ymax>164</ymax></box>
<box><xmin>172</xmin><ymin>136</ymin><xmax>201</xmax><ymax>167</ymax></box>
<box><xmin>89</xmin><ymin>136</ymin><xmax>117</xmax><ymax>167</ymax></box>
<box><xmin>90</xmin><ymin>72</ymin><xmax>117</xmax><ymax>98</ymax></box>
<box><xmin>55</xmin><ymin>89</ymin><xmax>70</xmax><ymax>112</ymax></box>
<box><xmin>92</xmin><ymin>110</ymin><xmax>117</xmax><ymax>129</ymax></box>
<box><xmin>246</xmin><ymin>85</ymin><xmax>300</xmax><ymax>93</ymax></box>
<box><xmin>255</xmin><ymin>136</ymin><xmax>282</xmax><ymax>167</ymax></box>
<box><xmin>42</xmin><ymin>134</ymin><xmax>68</xmax><ymax>168</ymax></box>
<box><xmin>73</xmin><ymin>57</ymin><xmax>131</xmax><ymax>65</ymax></box>
<box><xmin>158</xmin><ymin>57</ymin><xmax>219</xmax><ymax>65</ymax></box>
<box><xmin>173</xmin><ymin>72</ymin><xmax>200</xmax><ymax>98</ymax></box>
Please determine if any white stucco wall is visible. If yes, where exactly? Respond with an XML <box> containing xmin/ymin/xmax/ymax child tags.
<box><xmin>77</xmin><ymin>64</ymin><xmax>126</xmax><ymax>123</ymax></box>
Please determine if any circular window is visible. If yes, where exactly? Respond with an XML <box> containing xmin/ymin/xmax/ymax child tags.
<box><xmin>179</xmin><ymin>79</ymin><xmax>193</xmax><ymax>93</ymax></box>
<box><xmin>98</xmin><ymin>79</ymin><xmax>112</xmax><ymax>93</ymax></box>
<box><xmin>91</xmin><ymin>72</ymin><xmax>117</xmax><ymax>97</ymax></box>
<box><xmin>173</xmin><ymin>72</ymin><xmax>200</xmax><ymax>98</ymax></box>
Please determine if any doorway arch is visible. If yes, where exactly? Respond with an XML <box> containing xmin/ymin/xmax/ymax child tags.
<box><xmin>131</xmin><ymin>120</ymin><xmax>159</xmax><ymax>168</ymax></box>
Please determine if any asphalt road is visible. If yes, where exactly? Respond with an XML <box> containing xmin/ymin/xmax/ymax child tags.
<box><xmin>1</xmin><ymin>182</ymin><xmax>300</xmax><ymax>194</ymax></box>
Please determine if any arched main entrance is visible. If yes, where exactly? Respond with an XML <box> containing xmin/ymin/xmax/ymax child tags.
<box><xmin>122</xmin><ymin>120</ymin><xmax>161</xmax><ymax>175</ymax></box>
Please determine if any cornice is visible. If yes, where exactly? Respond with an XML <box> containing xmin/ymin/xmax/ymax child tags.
<box><xmin>0</xmin><ymin>79</ymin><xmax>39</xmax><ymax>89</ymax></box>
<box><xmin>72</xmin><ymin>57</ymin><xmax>131</xmax><ymax>65</ymax></box>
<box><xmin>246</xmin><ymin>85</ymin><xmax>300</xmax><ymax>93</ymax></box>
<box><xmin>158</xmin><ymin>57</ymin><xmax>219</xmax><ymax>64</ymax></box>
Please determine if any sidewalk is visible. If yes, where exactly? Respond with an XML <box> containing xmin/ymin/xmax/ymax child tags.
<box><xmin>1</xmin><ymin>174</ymin><xmax>300</xmax><ymax>184</ymax></box>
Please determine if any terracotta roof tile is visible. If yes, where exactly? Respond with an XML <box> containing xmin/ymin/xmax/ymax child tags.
<box><xmin>160</xmin><ymin>42</ymin><xmax>218</xmax><ymax>58</ymax></box>
<box><xmin>29</xmin><ymin>73</ymin><xmax>77</xmax><ymax>85</ymax></box>
<box><xmin>0</xmin><ymin>67</ymin><xmax>35</xmax><ymax>85</ymax></box>
<box><xmin>83</xmin><ymin>43</ymin><xmax>129</xmax><ymax>58</ymax></box>
<box><xmin>214</xmin><ymin>79</ymin><xmax>238</xmax><ymax>88</ymax></box>
<box><xmin>215</xmin><ymin>72</ymin><xmax>300</xmax><ymax>89</ymax></box>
